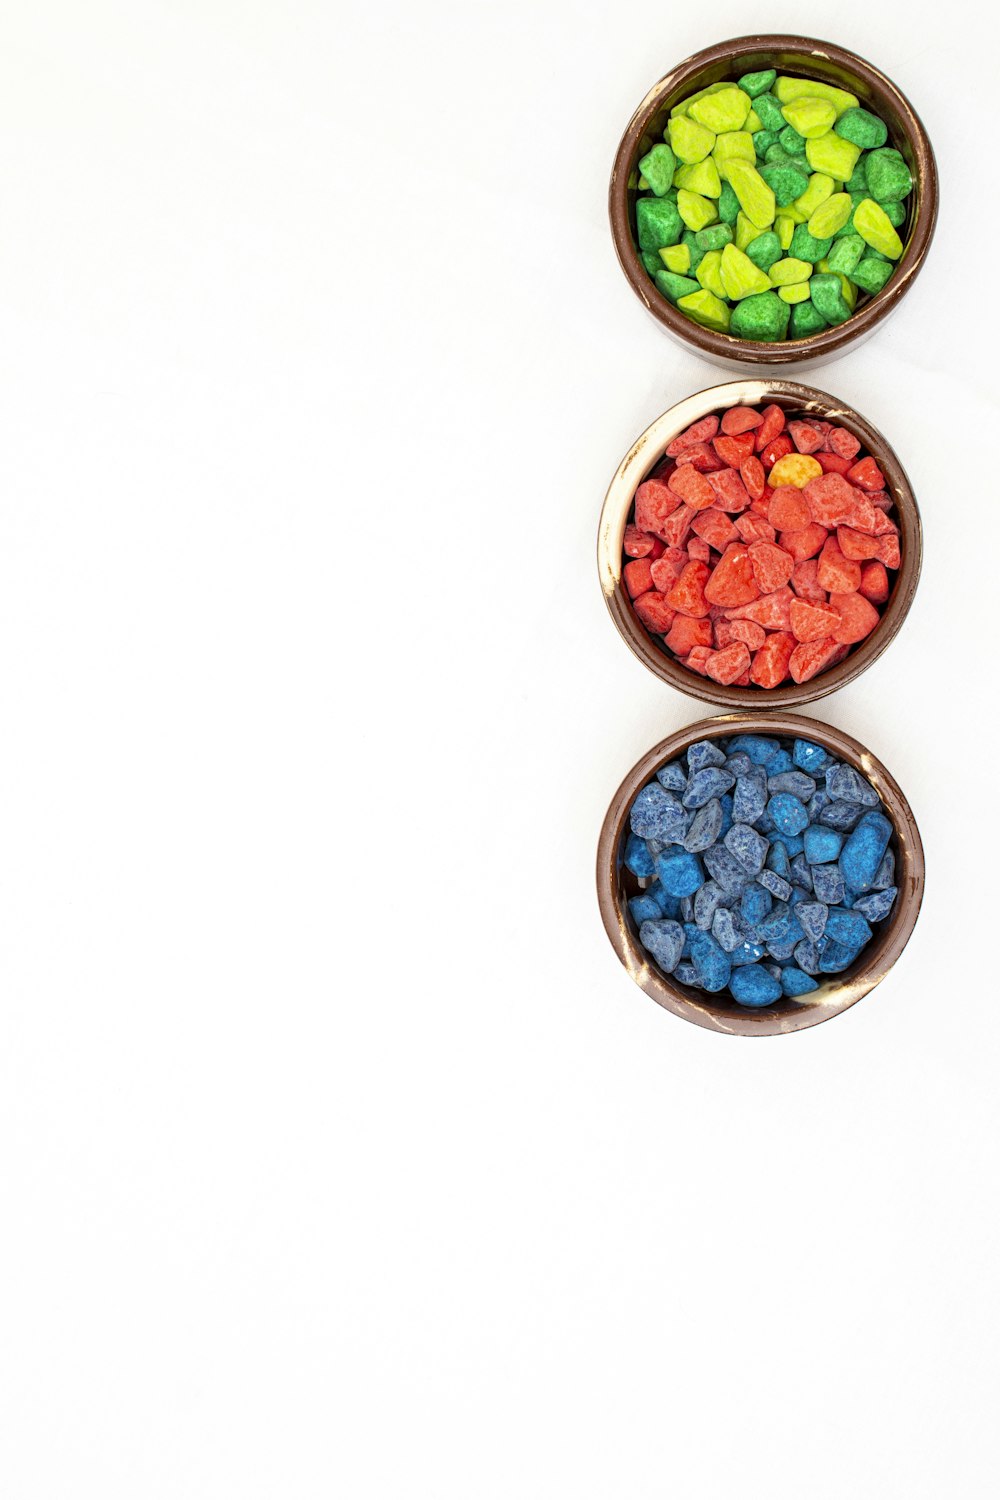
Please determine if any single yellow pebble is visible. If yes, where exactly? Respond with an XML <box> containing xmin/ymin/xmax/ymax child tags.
<box><xmin>677</xmin><ymin>188</ymin><xmax>718</xmax><ymax>232</ymax></box>
<box><xmin>670</xmin><ymin>82</ymin><xmax>734</xmax><ymax>119</ymax></box>
<box><xmin>794</xmin><ymin>172</ymin><xmax>835</xmax><ymax>218</ymax></box>
<box><xmin>713</xmin><ymin>130</ymin><xmax>756</xmax><ymax>164</ymax></box>
<box><xmin>853</xmin><ymin>197</ymin><xmax>903</xmax><ymax>258</ymax></box>
<box><xmin>746</xmin><ymin>108</ymin><xmax>762</xmax><ymax>132</ymax></box>
<box><xmin>775</xmin><ymin>215</ymin><xmax>795</xmax><ymax>250</ymax></box>
<box><xmin>660</xmin><ymin>243</ymin><xmax>691</xmax><ymax>273</ymax></box>
<box><xmin>805</xmin><ymin>130</ymin><xmax>862</xmax><ymax>181</ymax></box>
<box><xmin>722</xmin><ymin>159</ymin><xmax>776</xmax><ymax>229</ymax></box>
<box><xmin>695</xmin><ymin>248</ymin><xmax>727</xmax><ymax>300</ymax></box>
<box><xmin>677</xmin><ymin>288</ymin><xmax>731</xmax><ymax>332</ymax></box>
<box><xmin>689</xmin><ymin>84</ymin><xmax>752</xmax><ymax>134</ymax></box>
<box><xmin>773</xmin><ymin>76</ymin><xmax>859</xmax><ymax>116</ymax></box>
<box><xmin>719</xmin><ymin>242</ymin><xmax>773</xmax><ymax>300</ymax></box>
<box><xmin>735</xmin><ymin>211</ymin><xmax>759</xmax><ymax>251</ymax></box>
<box><xmin>675</xmin><ymin>159</ymin><xmax>722</xmax><ymax>197</ymax></box>
<box><xmin>777</xmin><ymin>283</ymin><xmax>811</xmax><ymax>304</ymax></box>
<box><xmin>781</xmin><ymin>97</ymin><xmax>837</xmax><ymax>138</ymax></box>
<box><xmin>769</xmin><ymin>256</ymin><xmax>812</xmax><ymax>286</ymax></box>
<box><xmin>668</xmin><ymin>115</ymin><xmax>716</xmax><ymax>165</ymax></box>
<box><xmin>767</xmin><ymin>453</ymin><xmax>824</xmax><ymax>488</ymax></box>
<box><xmin>808</xmin><ymin>191</ymin><xmax>853</xmax><ymax>238</ymax></box>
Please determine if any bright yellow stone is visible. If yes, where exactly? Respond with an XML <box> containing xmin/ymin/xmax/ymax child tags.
<box><xmin>667</xmin><ymin>115</ymin><xmax>716</xmax><ymax>164</ymax></box>
<box><xmin>854</xmin><ymin>198</ymin><xmax>903</xmax><ymax>258</ymax></box>
<box><xmin>695</xmin><ymin>249</ymin><xmax>727</xmax><ymax>299</ymax></box>
<box><xmin>723</xmin><ymin>159</ymin><xmax>776</xmax><ymax>229</ymax></box>
<box><xmin>719</xmin><ymin>243</ymin><xmax>773</xmax><ymax>300</ymax></box>
<box><xmin>670</xmin><ymin>82</ymin><xmax>736</xmax><ymax>119</ymax></box>
<box><xmin>768</xmin><ymin>453</ymin><xmax>823</xmax><ymax>488</ymax></box>
<box><xmin>735</xmin><ymin>211</ymin><xmax>758</xmax><ymax>251</ymax></box>
<box><xmin>775</xmin><ymin>214</ymin><xmax>795</xmax><ymax>250</ymax></box>
<box><xmin>677</xmin><ymin>188</ymin><xmax>718</xmax><ymax>232</ymax></box>
<box><xmin>746</xmin><ymin>108</ymin><xmax>762</xmax><ymax>132</ymax></box>
<box><xmin>781</xmin><ymin>97</ymin><xmax>837</xmax><ymax>138</ymax></box>
<box><xmin>778</xmin><ymin>282</ymin><xmax>811</xmax><ymax>304</ymax></box>
<box><xmin>660</xmin><ymin>242</ymin><xmax>691</xmax><ymax>273</ymax></box>
<box><xmin>689</xmin><ymin>85</ymin><xmax>752</xmax><ymax>134</ymax></box>
<box><xmin>675</xmin><ymin>159</ymin><xmax>722</xmax><ymax>198</ymax></box>
<box><xmin>677</xmin><ymin>288</ymin><xmax>731</xmax><ymax>332</ymax></box>
<box><xmin>794</xmin><ymin>172</ymin><xmax>834</xmax><ymax>218</ymax></box>
<box><xmin>713</xmin><ymin>130</ymin><xmax>756</xmax><ymax>164</ymax></box>
<box><xmin>808</xmin><ymin>191</ymin><xmax>853</xmax><ymax>238</ymax></box>
<box><xmin>839</xmin><ymin>274</ymin><xmax>858</xmax><ymax>310</ymax></box>
<box><xmin>773</xmin><ymin>76</ymin><xmax>859</xmax><ymax>117</ymax></box>
<box><xmin>768</xmin><ymin>256</ymin><xmax>812</xmax><ymax>286</ymax></box>
<box><xmin>805</xmin><ymin>131</ymin><xmax>862</xmax><ymax>181</ymax></box>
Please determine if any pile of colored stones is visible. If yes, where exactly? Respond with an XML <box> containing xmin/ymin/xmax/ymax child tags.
<box><xmin>633</xmin><ymin>69</ymin><xmax>913</xmax><ymax>339</ymax></box>
<box><xmin>623</xmin><ymin>401</ymin><xmax>900</xmax><ymax>687</ymax></box>
<box><xmin>625</xmin><ymin>733</ymin><xmax>898</xmax><ymax>1006</ymax></box>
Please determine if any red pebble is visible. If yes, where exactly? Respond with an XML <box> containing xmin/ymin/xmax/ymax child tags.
<box><xmin>790</xmin><ymin>597</ymin><xmax>841</xmax><ymax>642</ymax></box>
<box><xmin>875</xmin><ymin>533</ymin><xmax>901</xmax><ymax>569</ymax></box>
<box><xmin>817</xmin><ymin>538</ymin><xmax>863</xmax><ymax>593</ymax></box>
<box><xmin>859</xmin><ymin>560</ymin><xmax>890</xmax><ymax>604</ymax></box>
<box><xmin>767</xmin><ymin>485</ymin><xmax>811</xmax><ymax>531</ymax></box>
<box><xmin>754</xmin><ymin>404</ymin><xmax>786</xmax><ymax>453</ymax></box>
<box><xmin>634</xmin><ymin>477</ymin><xmax>682</xmax><ymax>537</ymax></box>
<box><xmin>666</xmin><ymin>414</ymin><xmax>720</xmax><ymax>455</ymax></box>
<box><xmin>675</xmin><ymin>441</ymin><xmax>725</xmax><ymax>472</ymax></box>
<box><xmin>632</xmin><ymin>591</ymin><xmax>676</xmax><ymax>632</ymax></box>
<box><xmin>661</xmin><ymin>503</ymin><xmax>695</xmax><ymax>548</ymax></box>
<box><xmin>684</xmin><ymin>645</ymin><xmax>713</xmax><ymax>675</ymax></box>
<box><xmin>692</xmin><ymin>508</ymin><xmax>739</xmax><ymax>551</ymax></box>
<box><xmin>688</xmin><ymin>536</ymin><xmax>711</xmax><ymax>564</ymax></box>
<box><xmin>705</xmin><ymin>641</ymin><xmax>751</xmax><ymax>684</ymax></box>
<box><xmin>720</xmin><ymin>405</ymin><xmax>763</xmax><ymax>435</ymax></box>
<box><xmin>665</xmin><ymin>615</ymin><xmax>713</xmax><ymax>656</ymax></box>
<box><xmin>713</xmin><ymin>432</ymin><xmax>756</xmax><ymax>467</ymax></box>
<box><xmin>740</xmin><ymin>455</ymin><xmax>766</xmax><ymax>501</ymax></box>
<box><xmin>623</xmin><ymin>559</ymin><xmax>654</xmax><ymax>598</ymax></box>
<box><xmin>791</xmin><ymin>559</ymin><xmax>827</xmax><ymax>603</ymax></box>
<box><xmin>789</xmin><ymin>637</ymin><xmax>842</xmax><ymax>683</ymax></box>
<box><xmin>703</xmin><ymin>544</ymin><xmax>759</xmax><ymax>607</ymax></box>
<box><xmin>788</xmin><ymin>420</ymin><xmax>825</xmax><ymax>454</ymax></box>
<box><xmin>816</xmin><ymin>451</ymin><xmax>852</xmax><ymax>476</ymax></box>
<box><xmin>650</xmin><ymin>549</ymin><xmax>687</xmax><ymax>590</ymax></box>
<box><xmin>759</xmin><ymin>432</ymin><xmax>794</xmax><ymax>470</ymax></box>
<box><xmin>706</xmin><ymin>467</ymin><xmax>752</xmax><ymax>512</ymax></box>
<box><xmin>803</xmin><ymin>473</ymin><xmax>879</xmax><ymax>531</ymax></box>
<box><xmin>668</xmin><ymin>464</ymin><xmax>716</xmax><ymax>510</ymax></box>
<box><xmin>750</xmin><ymin>630</ymin><xmax>796</xmax><ymax>688</ymax></box>
<box><xmin>623</xmin><ymin>523</ymin><xmax>655</xmax><ymax>558</ymax></box>
<box><xmin>735</xmin><ymin>513</ymin><xmax>776</xmax><ymax>545</ymax></box>
<box><xmin>847</xmin><ymin>455</ymin><xmax>886</xmax><ymax>491</ymax></box>
<box><xmin>827</xmin><ymin>426</ymin><xmax>862</xmax><ymax>460</ymax></box>
<box><xmin>829</xmin><ymin>590</ymin><xmax>881</xmax><ymax>644</ymax></box>
<box><xmin>730</xmin><ymin>586</ymin><xmax>794</xmax><ymax>630</ymax></box>
<box><xmin>728</xmin><ymin>618</ymin><xmax>766</xmax><ymax>650</ymax></box>
<box><xmin>667</xmin><ymin>560</ymin><xmax>711</xmax><ymax>617</ymax></box>
<box><xmin>780</xmin><ymin>523</ymin><xmax>829</xmax><ymax>561</ymax></box>
<box><xmin>836</xmin><ymin>525</ymin><xmax>882</xmax><ymax>561</ymax></box>
<box><xmin>748</xmin><ymin>540</ymin><xmax>795</xmax><ymax>594</ymax></box>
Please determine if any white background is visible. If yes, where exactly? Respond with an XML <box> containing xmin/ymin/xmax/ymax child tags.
<box><xmin>1</xmin><ymin>2</ymin><xmax>998</xmax><ymax>1495</ymax></box>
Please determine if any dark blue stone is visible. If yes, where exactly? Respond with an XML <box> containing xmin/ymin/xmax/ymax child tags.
<box><xmin>683</xmin><ymin>797</ymin><xmax>723</xmax><ymax>853</ymax></box>
<box><xmin>826</xmin><ymin>762</ymin><xmax>880</xmax><ymax>807</ymax></box>
<box><xmin>818</xmin><ymin>800</ymin><xmax>866</xmax><ymax>832</ymax></box>
<box><xmin>674</xmin><ymin>961</ymin><xmax>700</xmax><ymax>987</ymax></box>
<box><xmin>811</xmin><ymin>862</ymin><xmax>846</xmax><ymax>905</ymax></box>
<box><xmin>730</xmin><ymin>939</ymin><xmax>768</xmax><ymax>967</ymax></box>
<box><xmin>725</xmin><ymin>751</ymin><xmax>753</xmax><ymax>777</ymax></box>
<box><xmin>682</xmin><ymin>766</ymin><xmax>736</xmax><ymax>808</ymax></box>
<box><xmin>687</xmin><ymin>738</ymin><xmax>727</xmax><ymax>772</ymax></box>
<box><xmin>768</xmin><ymin>770</ymin><xmax>816</xmax><ymax>799</ymax></box>
<box><xmin>839</xmin><ymin>810</ymin><xmax>893</xmax><ymax>893</ymax></box>
<box><xmin>824</xmin><ymin>906</ymin><xmax>873</xmax><ymax>950</ymax></box>
<box><xmin>768</xmin><ymin>749</ymin><xmax>793</xmax><ymax>773</ymax></box>
<box><xmin>630</xmin><ymin>782</ymin><xmax>688</xmax><ymax>840</ymax></box>
<box><xmin>766</xmin><ymin>839</ymin><xmax>791</xmax><ymax>879</ymax></box>
<box><xmin>629</xmin><ymin>895</ymin><xmax>663</xmax><ymax>925</ymax></box>
<box><xmin>796</xmin><ymin>901</ymin><xmax>828</xmax><ymax>943</ymax></box>
<box><xmin>654</xmin><ymin>849</ymin><xmax>704</xmax><ymax>898</ymax></box>
<box><xmin>730</xmin><ymin>965</ymin><xmax>781</xmax><ymax>1006</ymax></box>
<box><xmin>781</xmin><ymin>965</ymin><xmax>820</xmax><ymax>997</ymax></box>
<box><xmin>718</xmin><ymin>792</ymin><xmax>734</xmax><ymax>840</ymax></box>
<box><xmin>873</xmin><ymin>849</ymin><xmax>895</xmax><ymax>890</ymax></box>
<box><xmin>790</xmin><ymin>854</ymin><xmax>813</xmax><ymax>891</ymax></box>
<box><xmin>727</xmin><ymin>734</ymin><xmax>782</xmax><ymax>766</ymax></box>
<box><xmin>742</xmin><ymin>882</ymin><xmax>774</xmax><ymax>926</ymax></box>
<box><xmin>803</xmin><ymin>824</ymin><xmax>844</xmax><ymax>865</ymax></box>
<box><xmin>724</xmin><ymin>822</ymin><xmax>769</xmax><ymax>874</ymax></box>
<box><xmin>852</xmin><ymin>887</ymin><xmax>897</xmax><ymax>922</ymax></box>
<box><xmin>818</xmin><ymin>938</ymin><xmax>860</xmax><ymax>973</ymax></box>
<box><xmin>771</xmin><ymin>830</ymin><xmax>805</xmax><ymax>857</ymax></box>
<box><xmin>645</xmin><ymin>880</ymin><xmax>681</xmax><ymax>919</ymax></box>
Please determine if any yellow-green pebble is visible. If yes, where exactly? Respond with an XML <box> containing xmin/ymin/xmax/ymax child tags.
<box><xmin>677</xmin><ymin>288</ymin><xmax>730</xmax><ymax>331</ymax></box>
<box><xmin>773</xmin><ymin>76</ymin><xmax>859</xmax><ymax>116</ymax></box>
<box><xmin>668</xmin><ymin>115</ymin><xmax>715</xmax><ymax>164</ymax></box>
<box><xmin>722</xmin><ymin>160</ymin><xmax>776</xmax><ymax>229</ymax></box>
<box><xmin>775</xmin><ymin>215</ymin><xmax>795</xmax><ymax>250</ymax></box>
<box><xmin>781</xmin><ymin>97</ymin><xmax>837</xmax><ymax>138</ymax></box>
<box><xmin>719</xmin><ymin>243</ymin><xmax>773</xmax><ymax>299</ymax></box>
<box><xmin>735</xmin><ymin>211</ymin><xmax>759</xmax><ymax>251</ymax></box>
<box><xmin>808</xmin><ymin>191</ymin><xmax>853</xmax><ymax>238</ymax></box>
<box><xmin>778</xmin><ymin>282</ymin><xmax>812</xmax><ymax>304</ymax></box>
<box><xmin>794</xmin><ymin>173</ymin><xmax>834</xmax><ymax>218</ymax></box>
<box><xmin>853</xmin><ymin>197</ymin><xmax>903</xmax><ymax>258</ymax></box>
<box><xmin>713</xmin><ymin>130</ymin><xmax>755</xmax><ymax>164</ymax></box>
<box><xmin>696</xmin><ymin>249</ymin><xmax>727</xmax><ymax>299</ymax></box>
<box><xmin>768</xmin><ymin>256</ymin><xmax>812</xmax><ymax>286</ymax></box>
<box><xmin>678</xmin><ymin>189</ymin><xmax>718</xmax><ymax>232</ymax></box>
<box><xmin>805</xmin><ymin>131</ymin><xmax>862</xmax><ymax>181</ymax></box>
<box><xmin>688</xmin><ymin>85</ymin><xmax>751</xmax><ymax>134</ymax></box>
<box><xmin>675</xmin><ymin>159</ymin><xmax>722</xmax><ymax>197</ymax></box>
<box><xmin>660</xmin><ymin>243</ymin><xmax>691</xmax><ymax>273</ymax></box>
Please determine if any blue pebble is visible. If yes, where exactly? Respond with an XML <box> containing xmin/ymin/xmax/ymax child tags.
<box><xmin>741</xmin><ymin>882</ymin><xmax>773</xmax><ymax>927</ymax></box>
<box><xmin>757</xmin><ymin>868</ymin><xmax>792</xmax><ymax>902</ymax></box>
<box><xmin>768</xmin><ymin>792</ymin><xmax>810</xmax><ymax>835</ymax></box>
<box><xmin>685</xmin><ymin>924</ymin><xmax>732</xmax><ymax>992</ymax></box>
<box><xmin>656</xmin><ymin>760</ymin><xmax>687</xmax><ymax>791</ymax></box>
<box><xmin>733</xmin><ymin>767</ymin><xmax>768</xmax><ymax>823</ymax></box>
<box><xmin>768</xmin><ymin>771</ymin><xmax>816</xmax><ymax>799</ymax></box>
<box><xmin>810</xmin><ymin>862</ymin><xmax>845</xmax><ymax>905</ymax></box>
<box><xmin>645</xmin><ymin>880</ymin><xmax>681</xmax><ymax>919</ymax></box>
<box><xmin>803</xmin><ymin>824</ymin><xmax>844</xmax><ymax>865</ymax></box>
<box><xmin>725</xmin><ymin>751</ymin><xmax>753</xmax><ymax>777</ymax></box>
<box><xmin>638</xmin><ymin>919</ymin><xmax>685</xmax><ymax>972</ymax></box>
<box><xmin>766</xmin><ymin>839</ymin><xmax>791</xmax><ymax>879</ymax></box>
<box><xmin>826</xmin><ymin>762</ymin><xmax>880</xmax><ymax>807</ymax></box>
<box><xmin>727</xmin><ymin>734</ymin><xmax>782</xmax><ymax>766</ymax></box>
<box><xmin>852</xmin><ymin>887</ymin><xmax>897</xmax><ymax>922</ymax></box>
<box><xmin>808</xmin><ymin>789</ymin><xmax>832</xmax><ymax>820</ymax></box>
<box><xmin>687</xmin><ymin>738</ymin><xmax>727</xmax><ymax>772</ymax></box>
<box><xmin>793</xmin><ymin>939</ymin><xmax>822</xmax><ymax>975</ymax></box>
<box><xmin>712</xmin><ymin>906</ymin><xmax>750</xmax><ymax>953</ymax></box>
<box><xmin>674</xmin><ymin>961</ymin><xmax>699</xmax><ymax>987</ymax></box>
<box><xmin>718</xmin><ymin>792</ymin><xmax>734</xmax><ymax>839</ymax></box>
<box><xmin>729</xmin><ymin>939</ymin><xmax>767</xmax><ymax>967</ymax></box>
<box><xmin>873</xmin><ymin>849</ymin><xmax>895</xmax><ymax>890</ymax></box>
<box><xmin>781</xmin><ymin>966</ymin><xmax>819</xmax><ymax>997</ymax></box>
<box><xmin>724</xmin><ymin>822</ymin><xmax>769</xmax><ymax>874</ymax></box>
<box><xmin>768</xmin><ymin>749</ymin><xmax>793</xmax><ymax>773</ymax></box>
<box><xmin>703</xmin><ymin>845</ymin><xmax>750</xmax><ymax>894</ymax></box>
<box><xmin>683</xmin><ymin>798</ymin><xmax>723</xmax><ymax>853</ymax></box>
<box><xmin>694</xmin><ymin>879</ymin><xmax>727</xmax><ymax>930</ymax></box>
<box><xmin>793</xmin><ymin>738</ymin><xmax>831</xmax><ymax>775</ymax></box>
<box><xmin>818</xmin><ymin>800</ymin><xmax>865</xmax><ymax>832</ymax></box>
<box><xmin>839</xmin><ymin>810</ymin><xmax>893</xmax><ymax>893</ymax></box>
<box><xmin>682</xmin><ymin>766</ymin><xmax>736</xmax><ymax>808</ymax></box>
<box><xmin>824</xmin><ymin>906</ymin><xmax>873</xmax><ymax>950</ymax></box>
<box><xmin>763</xmin><ymin>962</ymin><xmax>783</xmax><ymax>980</ymax></box>
<box><xmin>754</xmin><ymin>806</ymin><xmax>776</xmax><ymax>834</ymax></box>
<box><xmin>818</xmin><ymin>938</ymin><xmax>861</xmax><ymax>974</ymax></box>
<box><xmin>624</xmin><ymin>832</ymin><xmax>657</xmax><ymax>877</ymax></box>
<box><xmin>790</xmin><ymin>854</ymin><xmax>813</xmax><ymax>891</ymax></box>
<box><xmin>771</xmin><ymin>830</ymin><xmax>805</xmax><ymax>858</ymax></box>
<box><xmin>630</xmin><ymin>783</ymin><xmax>688</xmax><ymax>840</ymax></box>
<box><xmin>730</xmin><ymin>965</ymin><xmax>782</xmax><ymax>1006</ymax></box>
<box><xmin>796</xmin><ymin>901</ymin><xmax>828</xmax><ymax>943</ymax></box>
<box><xmin>629</xmin><ymin>895</ymin><xmax>663</xmax><ymax>924</ymax></box>
<box><xmin>654</xmin><ymin>850</ymin><xmax>704</xmax><ymax>898</ymax></box>
<box><xmin>679</xmin><ymin>895</ymin><xmax>695</xmax><ymax>923</ymax></box>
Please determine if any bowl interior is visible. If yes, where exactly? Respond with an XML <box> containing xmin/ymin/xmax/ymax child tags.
<box><xmin>598</xmin><ymin>713</ymin><xmax>924</xmax><ymax>1036</ymax></box>
<box><xmin>598</xmin><ymin>380</ymin><xmax>922</xmax><ymax>710</ymax></box>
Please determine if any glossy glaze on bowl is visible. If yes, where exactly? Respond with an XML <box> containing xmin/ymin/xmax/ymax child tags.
<box><xmin>596</xmin><ymin>713</ymin><xmax>924</xmax><ymax>1036</ymax></box>
<box><xmin>597</xmin><ymin>380</ymin><xmax>921</xmax><ymax>710</ymax></box>
<box><xmin>609</xmin><ymin>35</ymin><xmax>938</xmax><ymax>366</ymax></box>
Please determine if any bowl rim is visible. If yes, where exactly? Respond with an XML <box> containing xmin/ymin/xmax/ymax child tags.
<box><xmin>609</xmin><ymin>33</ymin><xmax>939</xmax><ymax>363</ymax></box>
<box><xmin>596</xmin><ymin>711</ymin><xmax>925</xmax><ymax>1036</ymax></box>
<box><xmin>596</xmin><ymin>378</ymin><xmax>922</xmax><ymax>709</ymax></box>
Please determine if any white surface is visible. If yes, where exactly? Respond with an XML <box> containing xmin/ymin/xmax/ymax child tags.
<box><xmin>1</xmin><ymin>2</ymin><xmax>998</xmax><ymax>1495</ymax></box>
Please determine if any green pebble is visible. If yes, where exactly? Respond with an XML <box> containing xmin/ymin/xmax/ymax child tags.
<box><xmin>835</xmin><ymin>107</ymin><xmax>888</xmax><ymax>149</ymax></box>
<box><xmin>636</xmin><ymin>194</ymin><xmax>683</xmax><ymax>250</ymax></box>
<box><xmin>760</xmin><ymin>161</ymin><xmax>810</xmax><ymax>207</ymax></box>
<box><xmin>779</xmin><ymin>124</ymin><xmax>807</xmax><ymax>156</ymax></box>
<box><xmin>746</xmin><ymin>231</ymin><xmax>782</xmax><ymax>271</ymax></box>
<box><xmin>637</xmin><ymin>142</ymin><xmax>677</xmax><ymax>196</ymax></box>
<box><xmin>641</xmin><ymin>248</ymin><xmax>664</xmax><ymax>276</ymax></box>
<box><xmin>826</xmin><ymin>233</ymin><xmax>865</xmax><ymax>274</ymax></box>
<box><xmin>849</xmin><ymin>257</ymin><xmax>895</xmax><ymax>294</ymax></box>
<box><xmin>810</xmin><ymin>271</ymin><xmax>852</xmax><ymax>325</ymax></box>
<box><xmin>753</xmin><ymin>129</ymin><xmax>779</xmax><ymax>155</ymax></box>
<box><xmin>655</xmin><ymin>269</ymin><xmax>701</xmax><ymax>303</ymax></box>
<box><xmin>880</xmin><ymin>199</ymin><xmax>907</xmax><ymax>227</ymax></box>
<box><xmin>695</xmin><ymin>222</ymin><xmax>734</xmax><ymax>251</ymax></box>
<box><xmin>790</xmin><ymin>299</ymin><xmax>828</xmax><ymax>337</ymax></box>
<box><xmin>789</xmin><ymin>223</ymin><xmax>833</xmax><ymax>262</ymax></box>
<box><xmin>752</xmin><ymin>93</ymin><xmax>786</xmax><ymax>132</ymax></box>
<box><xmin>738</xmin><ymin>68</ymin><xmax>777</xmax><ymax>98</ymax></box>
<box><xmin>730</xmin><ymin>290</ymin><xmax>791</xmax><ymax>341</ymax></box>
<box><xmin>717</xmin><ymin>180</ymin><xmax>740</xmax><ymax>225</ymax></box>
<box><xmin>863</xmin><ymin>147</ymin><xmax>913</xmax><ymax>202</ymax></box>
<box><xmin>845</xmin><ymin>161</ymin><xmax>869</xmax><ymax>194</ymax></box>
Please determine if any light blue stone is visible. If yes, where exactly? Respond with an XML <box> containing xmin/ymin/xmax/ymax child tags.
<box><xmin>687</xmin><ymin>739</ymin><xmax>727</xmax><ymax>772</ymax></box>
<box><xmin>826</xmin><ymin>762</ymin><xmax>880</xmax><ymax>807</ymax></box>
<box><xmin>803</xmin><ymin>824</ymin><xmax>844</xmax><ymax>865</ymax></box>
<box><xmin>793</xmin><ymin>738</ymin><xmax>831</xmax><ymax>775</ymax></box>
<box><xmin>683</xmin><ymin>798</ymin><xmax>723</xmax><ymax>853</ymax></box>
<box><xmin>730</xmin><ymin>965</ymin><xmax>782</xmax><ymax>1006</ymax></box>
<box><xmin>630</xmin><ymin>782</ymin><xmax>689</xmax><ymax>840</ymax></box>
<box><xmin>768</xmin><ymin>792</ymin><xmax>809</xmax><ymax>835</ymax></box>
<box><xmin>796</xmin><ymin>900</ymin><xmax>828</xmax><ymax>943</ymax></box>
<box><xmin>656</xmin><ymin>760</ymin><xmax>687</xmax><ymax>791</ymax></box>
<box><xmin>624</xmin><ymin>832</ymin><xmax>657</xmax><ymax>877</ymax></box>
<box><xmin>839</xmin><ymin>810</ymin><xmax>893</xmax><ymax>892</ymax></box>
<box><xmin>683</xmin><ymin>766</ymin><xmax>736</xmax><ymax>808</ymax></box>
<box><xmin>654</xmin><ymin>849</ymin><xmax>704</xmax><ymax>898</ymax></box>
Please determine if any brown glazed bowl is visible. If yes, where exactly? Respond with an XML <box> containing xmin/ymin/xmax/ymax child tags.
<box><xmin>597</xmin><ymin>379</ymin><xmax>921</xmax><ymax>710</ymax></box>
<box><xmin>610</xmin><ymin>35</ymin><xmax>938</xmax><ymax>365</ymax></box>
<box><xmin>597</xmin><ymin>713</ymin><xmax>924</xmax><ymax>1036</ymax></box>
